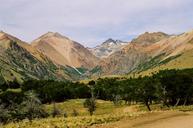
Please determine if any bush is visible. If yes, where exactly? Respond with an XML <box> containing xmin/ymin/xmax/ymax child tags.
<box><xmin>84</xmin><ymin>98</ymin><xmax>96</xmax><ymax>116</ymax></box>
<box><xmin>51</xmin><ymin>103</ymin><xmax>62</xmax><ymax>117</ymax></box>
<box><xmin>63</xmin><ymin>111</ymin><xmax>68</xmax><ymax>118</ymax></box>
<box><xmin>18</xmin><ymin>91</ymin><xmax>48</xmax><ymax>121</ymax></box>
<box><xmin>72</xmin><ymin>109</ymin><xmax>79</xmax><ymax>117</ymax></box>
<box><xmin>0</xmin><ymin>91</ymin><xmax>24</xmax><ymax>106</ymax></box>
<box><xmin>0</xmin><ymin>91</ymin><xmax>48</xmax><ymax>124</ymax></box>
<box><xmin>0</xmin><ymin>103</ymin><xmax>12</xmax><ymax>124</ymax></box>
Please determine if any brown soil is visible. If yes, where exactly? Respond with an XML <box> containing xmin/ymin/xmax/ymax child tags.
<box><xmin>91</xmin><ymin>111</ymin><xmax>193</xmax><ymax>128</ymax></box>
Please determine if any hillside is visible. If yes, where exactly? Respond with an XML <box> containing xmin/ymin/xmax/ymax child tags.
<box><xmin>1</xmin><ymin>30</ymin><xmax>193</xmax><ymax>82</ymax></box>
<box><xmin>136</xmin><ymin>31</ymin><xmax>193</xmax><ymax>76</ymax></box>
<box><xmin>91</xmin><ymin>31</ymin><xmax>193</xmax><ymax>76</ymax></box>
<box><xmin>131</xmin><ymin>32</ymin><xmax>169</xmax><ymax>46</ymax></box>
<box><xmin>32</xmin><ymin>32</ymin><xmax>99</xmax><ymax>70</ymax></box>
<box><xmin>0</xmin><ymin>32</ymin><xmax>82</xmax><ymax>83</ymax></box>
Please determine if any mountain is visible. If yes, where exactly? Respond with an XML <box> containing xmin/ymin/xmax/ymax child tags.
<box><xmin>32</xmin><ymin>32</ymin><xmax>99</xmax><ymax>70</ymax></box>
<box><xmin>1</xmin><ymin>30</ymin><xmax>193</xmax><ymax>82</ymax></box>
<box><xmin>0</xmin><ymin>31</ymin><xmax>57</xmax><ymax>83</ymax></box>
<box><xmin>135</xmin><ymin>31</ymin><xmax>193</xmax><ymax>75</ymax></box>
<box><xmin>92</xmin><ymin>31</ymin><xmax>193</xmax><ymax>76</ymax></box>
<box><xmin>131</xmin><ymin>32</ymin><xmax>169</xmax><ymax>46</ymax></box>
<box><xmin>0</xmin><ymin>31</ymin><xmax>82</xmax><ymax>83</ymax></box>
<box><xmin>89</xmin><ymin>38</ymin><xmax>128</xmax><ymax>58</ymax></box>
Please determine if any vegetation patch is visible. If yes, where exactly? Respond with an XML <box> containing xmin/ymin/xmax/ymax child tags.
<box><xmin>90</xmin><ymin>66</ymin><xmax>102</xmax><ymax>74</ymax></box>
<box><xmin>1</xmin><ymin>68</ymin><xmax>193</xmax><ymax>127</ymax></box>
<box><xmin>159</xmin><ymin>54</ymin><xmax>181</xmax><ymax>65</ymax></box>
<box><xmin>133</xmin><ymin>53</ymin><xmax>166</xmax><ymax>72</ymax></box>
<box><xmin>76</xmin><ymin>67</ymin><xmax>88</xmax><ymax>74</ymax></box>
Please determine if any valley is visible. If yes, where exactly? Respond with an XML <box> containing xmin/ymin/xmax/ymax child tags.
<box><xmin>1</xmin><ymin>29</ymin><xmax>193</xmax><ymax>128</ymax></box>
<box><xmin>1</xmin><ymin>0</ymin><xmax>193</xmax><ymax>127</ymax></box>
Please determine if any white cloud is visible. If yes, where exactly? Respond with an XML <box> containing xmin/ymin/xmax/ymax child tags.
<box><xmin>0</xmin><ymin>0</ymin><xmax>193</xmax><ymax>47</ymax></box>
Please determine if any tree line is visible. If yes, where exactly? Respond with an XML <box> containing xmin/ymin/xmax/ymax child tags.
<box><xmin>1</xmin><ymin>68</ymin><xmax>193</xmax><ymax>123</ymax></box>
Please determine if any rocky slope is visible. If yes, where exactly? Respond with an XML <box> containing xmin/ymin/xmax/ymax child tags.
<box><xmin>32</xmin><ymin>32</ymin><xmax>99</xmax><ymax>70</ymax></box>
<box><xmin>0</xmin><ymin>32</ymin><xmax>82</xmax><ymax>83</ymax></box>
<box><xmin>136</xmin><ymin>31</ymin><xmax>193</xmax><ymax>75</ymax></box>
<box><xmin>92</xmin><ymin>31</ymin><xmax>193</xmax><ymax>76</ymax></box>
<box><xmin>89</xmin><ymin>39</ymin><xmax>128</xmax><ymax>58</ymax></box>
<box><xmin>131</xmin><ymin>32</ymin><xmax>169</xmax><ymax>46</ymax></box>
<box><xmin>1</xmin><ymin>30</ymin><xmax>193</xmax><ymax>82</ymax></box>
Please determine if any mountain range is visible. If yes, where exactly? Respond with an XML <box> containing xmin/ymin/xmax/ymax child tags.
<box><xmin>96</xmin><ymin>31</ymin><xmax>193</xmax><ymax>76</ymax></box>
<box><xmin>88</xmin><ymin>38</ymin><xmax>128</xmax><ymax>58</ymax></box>
<box><xmin>0</xmin><ymin>29</ymin><xmax>193</xmax><ymax>83</ymax></box>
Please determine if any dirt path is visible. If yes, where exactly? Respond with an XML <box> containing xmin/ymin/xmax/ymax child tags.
<box><xmin>134</xmin><ymin>113</ymin><xmax>193</xmax><ymax>128</ymax></box>
<box><xmin>93</xmin><ymin>111</ymin><xmax>193</xmax><ymax>128</ymax></box>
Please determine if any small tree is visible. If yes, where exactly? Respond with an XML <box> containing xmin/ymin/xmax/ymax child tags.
<box><xmin>19</xmin><ymin>91</ymin><xmax>48</xmax><ymax>121</ymax></box>
<box><xmin>51</xmin><ymin>103</ymin><xmax>61</xmax><ymax>117</ymax></box>
<box><xmin>0</xmin><ymin>102</ymin><xmax>12</xmax><ymax>124</ymax></box>
<box><xmin>0</xmin><ymin>83</ymin><xmax>8</xmax><ymax>92</ymax></box>
<box><xmin>84</xmin><ymin>98</ymin><xmax>96</xmax><ymax>116</ymax></box>
<box><xmin>113</xmin><ymin>94</ymin><xmax>122</xmax><ymax>105</ymax></box>
<box><xmin>84</xmin><ymin>80</ymin><xmax>97</xmax><ymax>116</ymax></box>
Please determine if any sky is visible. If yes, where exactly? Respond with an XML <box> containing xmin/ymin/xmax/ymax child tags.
<box><xmin>0</xmin><ymin>0</ymin><xmax>193</xmax><ymax>47</ymax></box>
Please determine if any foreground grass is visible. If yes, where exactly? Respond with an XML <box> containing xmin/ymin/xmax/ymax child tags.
<box><xmin>3</xmin><ymin>99</ymin><xmax>193</xmax><ymax>128</ymax></box>
<box><xmin>2</xmin><ymin>113</ymin><xmax>130</xmax><ymax>128</ymax></box>
<box><xmin>2</xmin><ymin>111</ymin><xmax>148</xmax><ymax>128</ymax></box>
<box><xmin>45</xmin><ymin>99</ymin><xmax>128</xmax><ymax>116</ymax></box>
<box><xmin>2</xmin><ymin>99</ymin><xmax>144</xmax><ymax>128</ymax></box>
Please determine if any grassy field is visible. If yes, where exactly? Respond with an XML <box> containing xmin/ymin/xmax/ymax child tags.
<box><xmin>44</xmin><ymin>99</ymin><xmax>128</xmax><ymax>116</ymax></box>
<box><xmin>2</xmin><ymin>99</ymin><xmax>193</xmax><ymax>128</ymax></box>
<box><xmin>1</xmin><ymin>99</ymin><xmax>146</xmax><ymax>128</ymax></box>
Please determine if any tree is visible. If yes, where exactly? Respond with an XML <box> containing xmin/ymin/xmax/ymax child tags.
<box><xmin>84</xmin><ymin>98</ymin><xmax>96</xmax><ymax>116</ymax></box>
<box><xmin>7</xmin><ymin>78</ymin><xmax>20</xmax><ymax>89</ymax></box>
<box><xmin>51</xmin><ymin>103</ymin><xmax>61</xmax><ymax>117</ymax></box>
<box><xmin>0</xmin><ymin>101</ymin><xmax>12</xmax><ymax>124</ymax></box>
<box><xmin>138</xmin><ymin>77</ymin><xmax>161</xmax><ymax>111</ymax></box>
<box><xmin>84</xmin><ymin>80</ymin><xmax>97</xmax><ymax>116</ymax></box>
<box><xmin>157</xmin><ymin>70</ymin><xmax>193</xmax><ymax>106</ymax></box>
<box><xmin>18</xmin><ymin>91</ymin><xmax>48</xmax><ymax>121</ymax></box>
<box><xmin>0</xmin><ymin>83</ymin><xmax>8</xmax><ymax>92</ymax></box>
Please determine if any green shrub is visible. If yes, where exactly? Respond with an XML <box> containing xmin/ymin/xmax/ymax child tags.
<box><xmin>84</xmin><ymin>98</ymin><xmax>96</xmax><ymax>116</ymax></box>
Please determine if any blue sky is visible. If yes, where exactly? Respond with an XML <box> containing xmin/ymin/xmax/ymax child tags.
<box><xmin>0</xmin><ymin>0</ymin><xmax>193</xmax><ymax>47</ymax></box>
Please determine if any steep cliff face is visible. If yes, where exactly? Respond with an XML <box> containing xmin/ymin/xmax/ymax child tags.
<box><xmin>32</xmin><ymin>32</ymin><xmax>99</xmax><ymax>69</ymax></box>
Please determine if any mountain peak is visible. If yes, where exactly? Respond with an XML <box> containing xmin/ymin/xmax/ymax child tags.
<box><xmin>101</xmin><ymin>38</ymin><xmax>127</xmax><ymax>46</ymax></box>
<box><xmin>0</xmin><ymin>31</ymin><xmax>8</xmax><ymax>37</ymax></box>
<box><xmin>40</xmin><ymin>32</ymin><xmax>69</xmax><ymax>39</ymax></box>
<box><xmin>0</xmin><ymin>31</ymin><xmax>22</xmax><ymax>43</ymax></box>
<box><xmin>105</xmin><ymin>38</ymin><xmax>115</xmax><ymax>42</ymax></box>
<box><xmin>102</xmin><ymin>38</ymin><xmax>116</xmax><ymax>45</ymax></box>
<box><xmin>32</xmin><ymin>31</ymin><xmax>99</xmax><ymax>68</ymax></box>
<box><xmin>32</xmin><ymin>32</ymin><xmax>70</xmax><ymax>45</ymax></box>
<box><xmin>89</xmin><ymin>38</ymin><xmax>128</xmax><ymax>58</ymax></box>
<box><xmin>0</xmin><ymin>30</ymin><xmax>4</xmax><ymax>34</ymax></box>
<box><xmin>131</xmin><ymin>31</ymin><xmax>169</xmax><ymax>46</ymax></box>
